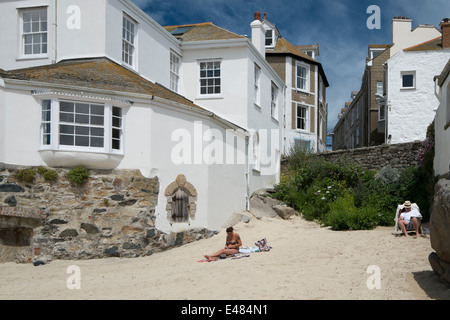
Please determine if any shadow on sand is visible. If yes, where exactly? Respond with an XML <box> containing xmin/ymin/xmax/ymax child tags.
<box><xmin>413</xmin><ymin>270</ymin><xmax>450</xmax><ymax>300</ymax></box>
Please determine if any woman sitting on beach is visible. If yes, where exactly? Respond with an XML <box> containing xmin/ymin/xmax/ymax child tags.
<box><xmin>204</xmin><ymin>227</ymin><xmax>242</xmax><ymax>261</ymax></box>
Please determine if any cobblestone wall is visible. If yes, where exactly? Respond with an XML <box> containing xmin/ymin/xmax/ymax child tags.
<box><xmin>0</xmin><ymin>164</ymin><xmax>212</xmax><ymax>264</ymax></box>
<box><xmin>317</xmin><ymin>141</ymin><xmax>421</xmax><ymax>171</ymax></box>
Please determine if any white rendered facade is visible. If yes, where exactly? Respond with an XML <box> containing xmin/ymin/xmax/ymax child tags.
<box><xmin>0</xmin><ymin>0</ymin><xmax>285</xmax><ymax>232</ymax></box>
<box><xmin>385</xmin><ymin>49</ymin><xmax>450</xmax><ymax>144</ymax></box>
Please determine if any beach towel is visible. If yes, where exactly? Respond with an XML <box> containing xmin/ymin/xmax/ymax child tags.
<box><xmin>255</xmin><ymin>238</ymin><xmax>271</xmax><ymax>252</ymax></box>
<box><xmin>239</xmin><ymin>246</ymin><xmax>260</xmax><ymax>254</ymax></box>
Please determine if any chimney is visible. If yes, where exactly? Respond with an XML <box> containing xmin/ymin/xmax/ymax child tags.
<box><xmin>441</xmin><ymin>18</ymin><xmax>450</xmax><ymax>48</ymax></box>
<box><xmin>251</xmin><ymin>11</ymin><xmax>266</xmax><ymax>58</ymax></box>
<box><xmin>392</xmin><ymin>16</ymin><xmax>413</xmax><ymax>45</ymax></box>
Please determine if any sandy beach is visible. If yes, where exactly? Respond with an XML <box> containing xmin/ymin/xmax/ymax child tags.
<box><xmin>0</xmin><ymin>214</ymin><xmax>449</xmax><ymax>300</ymax></box>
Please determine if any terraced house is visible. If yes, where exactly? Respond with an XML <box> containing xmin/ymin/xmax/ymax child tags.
<box><xmin>260</xmin><ymin>13</ymin><xmax>330</xmax><ymax>153</ymax></box>
<box><xmin>0</xmin><ymin>0</ymin><xmax>287</xmax><ymax>262</ymax></box>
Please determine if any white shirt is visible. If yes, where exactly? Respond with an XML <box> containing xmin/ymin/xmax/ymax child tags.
<box><xmin>400</xmin><ymin>208</ymin><xmax>422</xmax><ymax>223</ymax></box>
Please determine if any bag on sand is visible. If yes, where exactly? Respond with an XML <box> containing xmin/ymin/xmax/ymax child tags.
<box><xmin>255</xmin><ymin>238</ymin><xmax>271</xmax><ymax>252</ymax></box>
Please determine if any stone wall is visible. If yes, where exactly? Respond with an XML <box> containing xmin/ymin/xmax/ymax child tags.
<box><xmin>317</xmin><ymin>141</ymin><xmax>421</xmax><ymax>171</ymax></box>
<box><xmin>0</xmin><ymin>163</ymin><xmax>212</xmax><ymax>264</ymax></box>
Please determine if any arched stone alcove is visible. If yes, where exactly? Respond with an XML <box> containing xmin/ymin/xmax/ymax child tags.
<box><xmin>164</xmin><ymin>175</ymin><xmax>197</xmax><ymax>223</ymax></box>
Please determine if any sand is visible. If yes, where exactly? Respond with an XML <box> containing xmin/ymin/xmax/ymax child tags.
<box><xmin>0</xmin><ymin>215</ymin><xmax>449</xmax><ymax>300</ymax></box>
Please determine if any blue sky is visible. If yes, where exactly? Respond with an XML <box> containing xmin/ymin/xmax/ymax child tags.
<box><xmin>131</xmin><ymin>0</ymin><xmax>450</xmax><ymax>132</ymax></box>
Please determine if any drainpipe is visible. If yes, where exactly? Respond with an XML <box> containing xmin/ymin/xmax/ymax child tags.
<box><xmin>245</xmin><ymin>135</ymin><xmax>250</xmax><ymax>211</ymax></box>
<box><xmin>52</xmin><ymin>0</ymin><xmax>57</xmax><ymax>64</ymax></box>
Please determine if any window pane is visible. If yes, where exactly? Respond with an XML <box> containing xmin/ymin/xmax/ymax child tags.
<box><xmin>90</xmin><ymin>127</ymin><xmax>104</xmax><ymax>137</ymax></box>
<box><xmin>60</xmin><ymin>101</ymin><xmax>74</xmax><ymax>112</ymax></box>
<box><xmin>76</xmin><ymin>103</ymin><xmax>89</xmax><ymax>114</ymax></box>
<box><xmin>75</xmin><ymin>114</ymin><xmax>89</xmax><ymax>124</ymax></box>
<box><xmin>42</xmin><ymin>111</ymin><xmax>51</xmax><ymax>121</ymax></box>
<box><xmin>112</xmin><ymin>139</ymin><xmax>120</xmax><ymax>150</ymax></box>
<box><xmin>75</xmin><ymin>136</ymin><xmax>89</xmax><ymax>147</ymax></box>
<box><xmin>23</xmin><ymin>22</ymin><xmax>31</xmax><ymax>33</ymax></box>
<box><xmin>91</xmin><ymin>137</ymin><xmax>104</xmax><ymax>148</ymax></box>
<box><xmin>23</xmin><ymin>12</ymin><xmax>31</xmax><ymax>23</ymax></box>
<box><xmin>112</xmin><ymin>107</ymin><xmax>121</xmax><ymax>117</ymax></box>
<box><xmin>60</xmin><ymin>113</ymin><xmax>74</xmax><ymax>123</ymax></box>
<box><xmin>90</xmin><ymin>115</ymin><xmax>104</xmax><ymax>125</ymax></box>
<box><xmin>60</xmin><ymin>135</ymin><xmax>74</xmax><ymax>145</ymax></box>
<box><xmin>112</xmin><ymin>117</ymin><xmax>121</xmax><ymax>128</ymax></box>
<box><xmin>75</xmin><ymin>126</ymin><xmax>89</xmax><ymax>135</ymax></box>
<box><xmin>60</xmin><ymin>125</ymin><xmax>74</xmax><ymax>134</ymax></box>
<box><xmin>402</xmin><ymin>74</ymin><xmax>414</xmax><ymax>87</ymax></box>
<box><xmin>112</xmin><ymin>128</ymin><xmax>121</xmax><ymax>139</ymax></box>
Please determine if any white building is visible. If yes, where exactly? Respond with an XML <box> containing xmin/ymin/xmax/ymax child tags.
<box><xmin>0</xmin><ymin>0</ymin><xmax>285</xmax><ymax>232</ymax></box>
<box><xmin>434</xmin><ymin>58</ymin><xmax>450</xmax><ymax>178</ymax></box>
<box><xmin>382</xmin><ymin>19</ymin><xmax>450</xmax><ymax>144</ymax></box>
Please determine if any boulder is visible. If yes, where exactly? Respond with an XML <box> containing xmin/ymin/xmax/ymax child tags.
<box><xmin>429</xmin><ymin>178</ymin><xmax>450</xmax><ymax>283</ymax></box>
<box><xmin>249</xmin><ymin>190</ymin><xmax>282</xmax><ymax>219</ymax></box>
<box><xmin>272</xmin><ymin>204</ymin><xmax>298</xmax><ymax>220</ymax></box>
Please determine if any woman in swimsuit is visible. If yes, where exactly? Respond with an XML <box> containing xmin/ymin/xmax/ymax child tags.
<box><xmin>204</xmin><ymin>227</ymin><xmax>242</xmax><ymax>261</ymax></box>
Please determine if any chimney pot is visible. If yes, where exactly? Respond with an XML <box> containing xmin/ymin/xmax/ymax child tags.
<box><xmin>254</xmin><ymin>11</ymin><xmax>260</xmax><ymax>21</ymax></box>
<box><xmin>264</xmin><ymin>12</ymin><xmax>267</xmax><ymax>20</ymax></box>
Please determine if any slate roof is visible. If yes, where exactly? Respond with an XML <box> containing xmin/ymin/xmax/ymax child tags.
<box><xmin>267</xmin><ymin>38</ymin><xmax>318</xmax><ymax>64</ymax></box>
<box><xmin>267</xmin><ymin>37</ymin><xmax>329</xmax><ymax>87</ymax></box>
<box><xmin>164</xmin><ymin>22</ymin><xmax>245</xmax><ymax>41</ymax></box>
<box><xmin>1</xmin><ymin>57</ymin><xmax>205</xmax><ymax>111</ymax></box>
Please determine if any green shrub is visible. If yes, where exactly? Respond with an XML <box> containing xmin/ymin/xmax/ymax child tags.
<box><xmin>326</xmin><ymin>193</ymin><xmax>380</xmax><ymax>231</ymax></box>
<box><xmin>16</xmin><ymin>168</ymin><xmax>36</xmax><ymax>182</ymax></box>
<box><xmin>42</xmin><ymin>169</ymin><xmax>58</xmax><ymax>182</ymax></box>
<box><xmin>67</xmin><ymin>166</ymin><xmax>89</xmax><ymax>185</ymax></box>
<box><xmin>274</xmin><ymin>145</ymin><xmax>434</xmax><ymax>230</ymax></box>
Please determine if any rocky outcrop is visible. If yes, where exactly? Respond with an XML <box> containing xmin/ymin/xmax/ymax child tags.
<box><xmin>429</xmin><ymin>178</ymin><xmax>450</xmax><ymax>283</ymax></box>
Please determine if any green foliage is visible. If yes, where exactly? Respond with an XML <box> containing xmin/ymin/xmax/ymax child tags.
<box><xmin>67</xmin><ymin>166</ymin><xmax>89</xmax><ymax>185</ymax></box>
<box><xmin>325</xmin><ymin>193</ymin><xmax>380</xmax><ymax>231</ymax></box>
<box><xmin>42</xmin><ymin>169</ymin><xmax>58</xmax><ymax>182</ymax></box>
<box><xmin>15</xmin><ymin>168</ymin><xmax>36</xmax><ymax>182</ymax></box>
<box><xmin>37</xmin><ymin>166</ymin><xmax>58</xmax><ymax>182</ymax></box>
<box><xmin>274</xmin><ymin>146</ymin><xmax>434</xmax><ymax>231</ymax></box>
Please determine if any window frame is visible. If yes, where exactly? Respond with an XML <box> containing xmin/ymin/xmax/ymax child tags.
<box><xmin>198</xmin><ymin>59</ymin><xmax>222</xmax><ymax>98</ymax></box>
<box><xmin>271</xmin><ymin>82</ymin><xmax>279</xmax><ymax>121</ymax></box>
<box><xmin>122</xmin><ymin>14</ymin><xmax>137</xmax><ymax>69</ymax></box>
<box><xmin>39</xmin><ymin>98</ymin><xmax>124</xmax><ymax>155</ymax></box>
<box><xmin>296</xmin><ymin>103</ymin><xmax>309</xmax><ymax>132</ymax></box>
<box><xmin>254</xmin><ymin>63</ymin><xmax>261</xmax><ymax>107</ymax></box>
<box><xmin>265</xmin><ymin>28</ymin><xmax>274</xmax><ymax>47</ymax></box>
<box><xmin>19</xmin><ymin>7</ymin><xmax>49</xmax><ymax>59</ymax></box>
<box><xmin>170</xmin><ymin>51</ymin><xmax>181</xmax><ymax>93</ymax></box>
<box><xmin>401</xmin><ymin>71</ymin><xmax>416</xmax><ymax>90</ymax></box>
<box><xmin>295</xmin><ymin>61</ymin><xmax>310</xmax><ymax>92</ymax></box>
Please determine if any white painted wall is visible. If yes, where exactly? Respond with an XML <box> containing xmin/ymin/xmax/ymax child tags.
<box><xmin>0</xmin><ymin>0</ymin><xmax>180</xmax><ymax>89</ymax></box>
<box><xmin>434</xmin><ymin>74</ymin><xmax>450</xmax><ymax>177</ymax></box>
<box><xmin>387</xmin><ymin>49</ymin><xmax>450</xmax><ymax>144</ymax></box>
<box><xmin>0</xmin><ymin>0</ymin><xmax>53</xmax><ymax>70</ymax></box>
<box><xmin>104</xmin><ymin>0</ymin><xmax>180</xmax><ymax>86</ymax></box>
<box><xmin>0</xmin><ymin>0</ymin><xmax>285</xmax><ymax>232</ymax></box>
<box><xmin>0</xmin><ymin>80</ymin><xmax>248</xmax><ymax>232</ymax></box>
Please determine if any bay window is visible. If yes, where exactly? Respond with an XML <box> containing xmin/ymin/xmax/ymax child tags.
<box><xmin>40</xmin><ymin>99</ymin><xmax>123</xmax><ymax>153</ymax></box>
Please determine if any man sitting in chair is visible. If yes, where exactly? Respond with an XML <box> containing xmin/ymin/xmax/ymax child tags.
<box><xmin>398</xmin><ymin>201</ymin><xmax>422</xmax><ymax>238</ymax></box>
